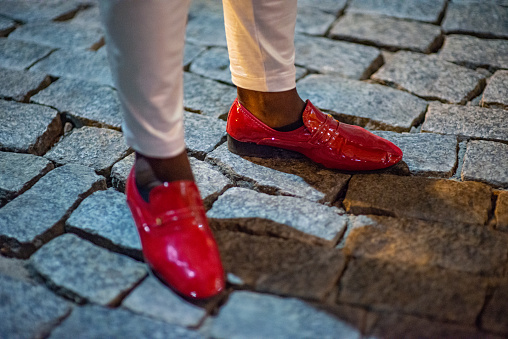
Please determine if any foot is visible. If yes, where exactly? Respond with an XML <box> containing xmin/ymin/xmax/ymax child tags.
<box><xmin>226</xmin><ymin>98</ymin><xmax>403</xmax><ymax>171</ymax></box>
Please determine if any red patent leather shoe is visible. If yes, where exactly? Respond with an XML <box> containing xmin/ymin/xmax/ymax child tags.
<box><xmin>227</xmin><ymin>99</ymin><xmax>403</xmax><ymax>171</ymax></box>
<box><xmin>125</xmin><ymin>167</ymin><xmax>225</xmax><ymax>299</ymax></box>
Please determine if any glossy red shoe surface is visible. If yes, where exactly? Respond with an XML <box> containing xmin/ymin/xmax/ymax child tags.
<box><xmin>126</xmin><ymin>168</ymin><xmax>225</xmax><ymax>299</ymax></box>
<box><xmin>226</xmin><ymin>99</ymin><xmax>403</xmax><ymax>171</ymax></box>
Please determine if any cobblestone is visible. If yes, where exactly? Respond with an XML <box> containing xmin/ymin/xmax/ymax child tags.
<box><xmin>31</xmin><ymin>77</ymin><xmax>122</xmax><ymax>129</ymax></box>
<box><xmin>343</xmin><ymin>174</ymin><xmax>492</xmax><ymax>225</ymax></box>
<box><xmin>461</xmin><ymin>140</ymin><xmax>508</xmax><ymax>188</ymax></box>
<box><xmin>495</xmin><ymin>191</ymin><xmax>508</xmax><ymax>232</ymax></box>
<box><xmin>347</xmin><ymin>0</ymin><xmax>447</xmax><ymax>23</ymax></box>
<box><xmin>481</xmin><ymin>280</ymin><xmax>508</xmax><ymax>335</ymax></box>
<box><xmin>373</xmin><ymin>51</ymin><xmax>486</xmax><ymax>104</ymax></box>
<box><xmin>439</xmin><ymin>35</ymin><xmax>508</xmax><ymax>70</ymax></box>
<box><xmin>481</xmin><ymin>70</ymin><xmax>508</xmax><ymax>108</ymax></box>
<box><xmin>295</xmin><ymin>34</ymin><xmax>382</xmax><ymax>79</ymax></box>
<box><xmin>110</xmin><ymin>153</ymin><xmax>134</xmax><ymax>192</ymax></box>
<box><xmin>0</xmin><ymin>164</ymin><xmax>105</xmax><ymax>258</ymax></box>
<box><xmin>45</xmin><ymin>127</ymin><xmax>130</xmax><ymax>176</ymax></box>
<box><xmin>442</xmin><ymin>3</ymin><xmax>508</xmax><ymax>38</ymax></box>
<box><xmin>207</xmin><ymin>187</ymin><xmax>347</xmax><ymax>242</ymax></box>
<box><xmin>183</xmin><ymin>111</ymin><xmax>226</xmax><ymax>156</ymax></box>
<box><xmin>298</xmin><ymin>0</ymin><xmax>347</xmax><ymax>14</ymax></box>
<box><xmin>422</xmin><ymin>103</ymin><xmax>508</xmax><ymax>142</ymax></box>
<box><xmin>0</xmin><ymin>16</ymin><xmax>15</xmax><ymax>36</ymax></box>
<box><xmin>296</xmin><ymin>7</ymin><xmax>336</xmax><ymax>36</ymax></box>
<box><xmin>0</xmin><ymin>38</ymin><xmax>53</xmax><ymax>70</ymax></box>
<box><xmin>0</xmin><ymin>100</ymin><xmax>62</xmax><ymax>155</ymax></box>
<box><xmin>0</xmin><ymin>0</ymin><xmax>82</xmax><ymax>23</ymax></box>
<box><xmin>0</xmin><ymin>67</ymin><xmax>49</xmax><ymax>102</ymax></box>
<box><xmin>330</xmin><ymin>13</ymin><xmax>442</xmax><ymax>53</ymax></box>
<box><xmin>183</xmin><ymin>43</ymin><xmax>206</xmax><ymax>68</ymax></box>
<box><xmin>0</xmin><ymin>256</ymin><xmax>34</xmax><ymax>283</ymax></box>
<box><xmin>30</xmin><ymin>233</ymin><xmax>147</xmax><ymax>305</ymax></box>
<box><xmin>298</xmin><ymin>75</ymin><xmax>427</xmax><ymax>131</ymax></box>
<box><xmin>0</xmin><ymin>151</ymin><xmax>53</xmax><ymax>205</ymax></box>
<box><xmin>189</xmin><ymin>47</ymin><xmax>232</xmax><ymax>85</ymax></box>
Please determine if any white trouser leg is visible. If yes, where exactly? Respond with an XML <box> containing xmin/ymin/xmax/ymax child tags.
<box><xmin>223</xmin><ymin>0</ymin><xmax>297</xmax><ymax>92</ymax></box>
<box><xmin>99</xmin><ymin>0</ymin><xmax>190</xmax><ymax>158</ymax></box>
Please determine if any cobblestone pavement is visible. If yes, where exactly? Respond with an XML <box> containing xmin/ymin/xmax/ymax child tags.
<box><xmin>1</xmin><ymin>0</ymin><xmax>507</xmax><ymax>338</ymax></box>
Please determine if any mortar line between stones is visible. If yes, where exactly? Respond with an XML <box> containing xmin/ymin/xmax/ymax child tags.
<box><xmin>41</xmin><ymin>304</ymin><xmax>74</xmax><ymax>339</ymax></box>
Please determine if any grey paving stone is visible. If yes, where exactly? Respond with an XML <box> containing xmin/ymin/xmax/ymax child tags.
<box><xmin>495</xmin><ymin>191</ymin><xmax>508</xmax><ymax>232</ymax></box>
<box><xmin>183</xmin><ymin>72</ymin><xmax>237</xmax><ymax>119</ymax></box>
<box><xmin>0</xmin><ymin>256</ymin><xmax>34</xmax><ymax>283</ymax></box>
<box><xmin>462</xmin><ymin>140</ymin><xmax>508</xmax><ymax>188</ymax></box>
<box><xmin>338</xmin><ymin>258</ymin><xmax>487</xmax><ymax>324</ymax></box>
<box><xmin>31</xmin><ymin>77</ymin><xmax>122</xmax><ymax>129</ymax></box>
<box><xmin>482</xmin><ymin>70</ymin><xmax>508</xmax><ymax>108</ymax></box>
<box><xmin>215</xmin><ymin>230</ymin><xmax>345</xmax><ymax>300</ymax></box>
<box><xmin>50</xmin><ymin>304</ymin><xmax>204</xmax><ymax>339</ymax></box>
<box><xmin>30</xmin><ymin>233</ymin><xmax>146</xmax><ymax>305</ymax></box>
<box><xmin>0</xmin><ymin>164</ymin><xmax>106</xmax><ymax>258</ymax></box>
<box><xmin>296</xmin><ymin>6</ymin><xmax>336</xmax><ymax>36</ymax></box>
<box><xmin>344</xmin><ymin>215</ymin><xmax>508</xmax><ymax>276</ymax></box>
<box><xmin>186</xmin><ymin>3</ymin><xmax>226</xmax><ymax>47</ymax></box>
<box><xmin>110</xmin><ymin>152</ymin><xmax>133</xmax><ymax>192</ymax></box>
<box><xmin>297</xmin><ymin>75</ymin><xmax>427</xmax><ymax>132</ymax></box>
<box><xmin>207</xmin><ymin>187</ymin><xmax>347</xmax><ymax>242</ymax></box>
<box><xmin>0</xmin><ymin>67</ymin><xmax>49</xmax><ymax>101</ymax></box>
<box><xmin>31</xmin><ymin>48</ymin><xmax>113</xmax><ymax>87</ymax></box>
<box><xmin>372</xmin><ymin>51</ymin><xmax>486</xmax><ymax>104</ymax></box>
<box><xmin>453</xmin><ymin>0</ymin><xmax>508</xmax><ymax>4</ymax></box>
<box><xmin>0</xmin><ymin>38</ymin><xmax>53</xmax><ymax>70</ymax></box>
<box><xmin>295</xmin><ymin>34</ymin><xmax>382</xmax><ymax>80</ymax></box>
<box><xmin>298</xmin><ymin>0</ymin><xmax>347</xmax><ymax>14</ymax></box>
<box><xmin>183</xmin><ymin>111</ymin><xmax>226</xmax><ymax>157</ymax></box>
<box><xmin>482</xmin><ymin>281</ymin><xmax>508</xmax><ymax>335</ymax></box>
<box><xmin>68</xmin><ymin>5</ymin><xmax>103</xmax><ymax>31</ymax></box>
<box><xmin>438</xmin><ymin>35</ymin><xmax>508</xmax><ymax>70</ymax></box>
<box><xmin>442</xmin><ymin>3</ymin><xmax>508</xmax><ymax>38</ymax></box>
<box><xmin>0</xmin><ymin>16</ymin><xmax>15</xmax><ymax>36</ymax></box>
<box><xmin>189</xmin><ymin>47</ymin><xmax>231</xmax><ymax>85</ymax></box>
<box><xmin>206</xmin><ymin>143</ymin><xmax>350</xmax><ymax>203</ymax></box>
<box><xmin>45</xmin><ymin>127</ymin><xmax>130</xmax><ymax>176</ymax></box>
<box><xmin>330</xmin><ymin>13</ymin><xmax>442</xmax><ymax>53</ymax></box>
<box><xmin>0</xmin><ymin>151</ymin><xmax>53</xmax><ymax>205</ymax></box>
<box><xmin>210</xmin><ymin>291</ymin><xmax>362</xmax><ymax>339</ymax></box>
<box><xmin>343</xmin><ymin>174</ymin><xmax>492</xmax><ymax>225</ymax></box>
<box><xmin>347</xmin><ymin>0</ymin><xmax>447</xmax><ymax>23</ymax></box>
<box><xmin>9</xmin><ymin>21</ymin><xmax>103</xmax><ymax>50</ymax></box>
<box><xmin>0</xmin><ymin>100</ymin><xmax>62</xmax><ymax>155</ymax></box>
<box><xmin>122</xmin><ymin>276</ymin><xmax>206</xmax><ymax>327</ymax></box>
<box><xmin>0</xmin><ymin>0</ymin><xmax>81</xmax><ymax>23</ymax></box>
<box><xmin>188</xmin><ymin>157</ymin><xmax>232</xmax><ymax>208</ymax></box>
<box><xmin>66</xmin><ymin>188</ymin><xmax>141</xmax><ymax>255</ymax></box>
<box><xmin>183</xmin><ymin>43</ymin><xmax>206</xmax><ymax>68</ymax></box>
<box><xmin>372</xmin><ymin>131</ymin><xmax>457</xmax><ymax>177</ymax></box>
<box><xmin>421</xmin><ymin>102</ymin><xmax>508</xmax><ymax>142</ymax></box>
<box><xmin>0</xmin><ymin>274</ymin><xmax>72</xmax><ymax>339</ymax></box>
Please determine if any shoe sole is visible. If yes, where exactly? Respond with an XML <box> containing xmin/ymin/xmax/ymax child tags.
<box><xmin>227</xmin><ymin>134</ymin><xmax>303</xmax><ymax>159</ymax></box>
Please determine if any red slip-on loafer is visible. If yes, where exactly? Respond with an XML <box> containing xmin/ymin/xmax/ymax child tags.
<box><xmin>125</xmin><ymin>167</ymin><xmax>225</xmax><ymax>299</ymax></box>
<box><xmin>226</xmin><ymin>98</ymin><xmax>403</xmax><ymax>171</ymax></box>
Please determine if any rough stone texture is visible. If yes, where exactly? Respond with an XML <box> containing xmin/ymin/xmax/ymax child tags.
<box><xmin>482</xmin><ymin>70</ymin><xmax>508</xmax><ymax>108</ymax></box>
<box><xmin>207</xmin><ymin>187</ymin><xmax>347</xmax><ymax>242</ymax></box>
<box><xmin>442</xmin><ymin>3</ymin><xmax>508</xmax><ymax>38</ymax></box>
<box><xmin>422</xmin><ymin>102</ymin><xmax>508</xmax><ymax>142</ymax></box>
<box><xmin>330</xmin><ymin>13</ymin><xmax>442</xmax><ymax>53</ymax></box>
<box><xmin>343</xmin><ymin>174</ymin><xmax>492</xmax><ymax>225</ymax></box>
<box><xmin>31</xmin><ymin>48</ymin><xmax>114</xmax><ymax>87</ymax></box>
<box><xmin>372</xmin><ymin>131</ymin><xmax>457</xmax><ymax>177</ymax></box>
<box><xmin>210</xmin><ymin>291</ymin><xmax>362</xmax><ymax>339</ymax></box>
<box><xmin>0</xmin><ymin>16</ymin><xmax>15</xmax><ymax>36</ymax></box>
<box><xmin>66</xmin><ymin>189</ymin><xmax>141</xmax><ymax>256</ymax></box>
<box><xmin>31</xmin><ymin>77</ymin><xmax>122</xmax><ymax>129</ymax></box>
<box><xmin>110</xmin><ymin>153</ymin><xmax>134</xmax><ymax>192</ymax></box>
<box><xmin>68</xmin><ymin>5</ymin><xmax>103</xmax><ymax>31</ymax></box>
<box><xmin>495</xmin><ymin>191</ymin><xmax>508</xmax><ymax>232</ymax></box>
<box><xmin>338</xmin><ymin>258</ymin><xmax>487</xmax><ymax>324</ymax></box>
<box><xmin>206</xmin><ymin>144</ymin><xmax>350</xmax><ymax>203</ymax></box>
<box><xmin>49</xmin><ymin>304</ymin><xmax>204</xmax><ymax>339</ymax></box>
<box><xmin>0</xmin><ymin>151</ymin><xmax>54</xmax><ymax>205</ymax></box>
<box><xmin>462</xmin><ymin>140</ymin><xmax>508</xmax><ymax>188</ymax></box>
<box><xmin>183</xmin><ymin>43</ymin><xmax>206</xmax><ymax>67</ymax></box>
<box><xmin>439</xmin><ymin>35</ymin><xmax>508</xmax><ymax>70</ymax></box>
<box><xmin>183</xmin><ymin>111</ymin><xmax>226</xmax><ymax>156</ymax></box>
<box><xmin>298</xmin><ymin>0</ymin><xmax>347</xmax><ymax>14</ymax></box>
<box><xmin>0</xmin><ymin>100</ymin><xmax>62</xmax><ymax>155</ymax></box>
<box><xmin>30</xmin><ymin>233</ymin><xmax>146</xmax><ymax>305</ymax></box>
<box><xmin>0</xmin><ymin>165</ymin><xmax>105</xmax><ymax>258</ymax></box>
<box><xmin>0</xmin><ymin>274</ymin><xmax>72</xmax><ymax>339</ymax></box>
<box><xmin>215</xmin><ymin>230</ymin><xmax>345</xmax><ymax>300</ymax></box>
<box><xmin>373</xmin><ymin>51</ymin><xmax>486</xmax><ymax>104</ymax></box>
<box><xmin>0</xmin><ymin>67</ymin><xmax>49</xmax><ymax>101</ymax></box>
<box><xmin>295</xmin><ymin>34</ymin><xmax>382</xmax><ymax>80</ymax></box>
<box><xmin>189</xmin><ymin>47</ymin><xmax>232</xmax><ymax>85</ymax></box>
<box><xmin>0</xmin><ymin>256</ymin><xmax>34</xmax><ymax>283</ymax></box>
<box><xmin>347</xmin><ymin>0</ymin><xmax>447</xmax><ymax>23</ymax></box>
<box><xmin>344</xmin><ymin>215</ymin><xmax>508</xmax><ymax>276</ymax></box>
<box><xmin>0</xmin><ymin>0</ymin><xmax>82</xmax><ymax>23</ymax></box>
<box><xmin>183</xmin><ymin>72</ymin><xmax>237</xmax><ymax>119</ymax></box>
<box><xmin>188</xmin><ymin>157</ymin><xmax>232</xmax><ymax>208</ymax></box>
<box><xmin>44</xmin><ymin>127</ymin><xmax>130</xmax><ymax>176</ymax></box>
<box><xmin>122</xmin><ymin>276</ymin><xmax>206</xmax><ymax>327</ymax></box>
<box><xmin>0</xmin><ymin>38</ymin><xmax>53</xmax><ymax>70</ymax></box>
<box><xmin>296</xmin><ymin>6</ymin><xmax>336</xmax><ymax>36</ymax></box>
<box><xmin>297</xmin><ymin>75</ymin><xmax>427</xmax><ymax>131</ymax></box>
<box><xmin>186</xmin><ymin>2</ymin><xmax>226</xmax><ymax>47</ymax></box>
<box><xmin>482</xmin><ymin>281</ymin><xmax>508</xmax><ymax>335</ymax></box>
<box><xmin>9</xmin><ymin>21</ymin><xmax>103</xmax><ymax>50</ymax></box>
